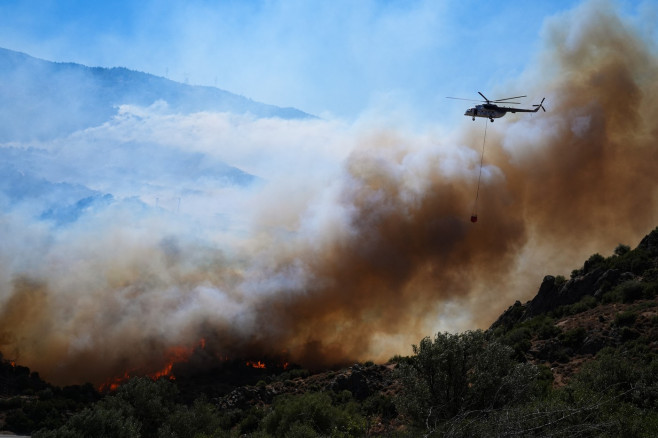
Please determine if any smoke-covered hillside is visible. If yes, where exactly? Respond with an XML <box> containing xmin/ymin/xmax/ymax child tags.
<box><xmin>0</xmin><ymin>47</ymin><xmax>313</xmax><ymax>142</ymax></box>
<box><xmin>2</xmin><ymin>226</ymin><xmax>657</xmax><ymax>437</ymax></box>
<box><xmin>0</xmin><ymin>1</ymin><xmax>657</xmax><ymax>389</ymax></box>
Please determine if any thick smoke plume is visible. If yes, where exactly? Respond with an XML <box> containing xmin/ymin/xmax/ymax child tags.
<box><xmin>1</xmin><ymin>1</ymin><xmax>657</xmax><ymax>385</ymax></box>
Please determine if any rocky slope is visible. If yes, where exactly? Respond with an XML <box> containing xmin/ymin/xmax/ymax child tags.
<box><xmin>491</xmin><ymin>227</ymin><xmax>658</xmax><ymax>385</ymax></box>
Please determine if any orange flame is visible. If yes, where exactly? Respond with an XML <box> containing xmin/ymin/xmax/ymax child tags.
<box><xmin>245</xmin><ymin>360</ymin><xmax>290</xmax><ymax>370</ymax></box>
<box><xmin>98</xmin><ymin>338</ymin><xmax>206</xmax><ymax>391</ymax></box>
<box><xmin>99</xmin><ymin>370</ymin><xmax>131</xmax><ymax>392</ymax></box>
<box><xmin>148</xmin><ymin>363</ymin><xmax>175</xmax><ymax>381</ymax></box>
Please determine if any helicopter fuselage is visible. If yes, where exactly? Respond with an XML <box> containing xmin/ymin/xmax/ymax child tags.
<box><xmin>465</xmin><ymin>103</ymin><xmax>517</xmax><ymax>121</ymax></box>
<box><xmin>464</xmin><ymin>101</ymin><xmax>543</xmax><ymax>122</ymax></box>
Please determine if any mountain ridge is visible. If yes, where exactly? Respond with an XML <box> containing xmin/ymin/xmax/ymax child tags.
<box><xmin>0</xmin><ymin>47</ymin><xmax>314</xmax><ymax>142</ymax></box>
<box><xmin>0</xmin><ymin>47</ymin><xmax>271</xmax><ymax>224</ymax></box>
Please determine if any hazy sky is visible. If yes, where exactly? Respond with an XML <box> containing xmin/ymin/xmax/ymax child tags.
<box><xmin>2</xmin><ymin>0</ymin><xmax>642</xmax><ymax>121</ymax></box>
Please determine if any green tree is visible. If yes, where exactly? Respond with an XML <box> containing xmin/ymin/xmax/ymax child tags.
<box><xmin>33</xmin><ymin>401</ymin><xmax>140</xmax><ymax>438</ymax></box>
<box><xmin>33</xmin><ymin>378</ymin><xmax>184</xmax><ymax>438</ymax></box>
<box><xmin>614</xmin><ymin>244</ymin><xmax>631</xmax><ymax>256</ymax></box>
<box><xmin>394</xmin><ymin>330</ymin><xmax>537</xmax><ymax>433</ymax></box>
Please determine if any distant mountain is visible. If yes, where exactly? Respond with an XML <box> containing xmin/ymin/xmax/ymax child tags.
<box><xmin>0</xmin><ymin>47</ymin><xmax>280</xmax><ymax>224</ymax></box>
<box><xmin>0</xmin><ymin>47</ymin><xmax>314</xmax><ymax>142</ymax></box>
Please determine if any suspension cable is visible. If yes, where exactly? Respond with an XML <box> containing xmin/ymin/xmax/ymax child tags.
<box><xmin>470</xmin><ymin>120</ymin><xmax>488</xmax><ymax>223</ymax></box>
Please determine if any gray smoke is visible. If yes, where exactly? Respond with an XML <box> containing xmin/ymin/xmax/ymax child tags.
<box><xmin>0</xmin><ymin>0</ymin><xmax>656</xmax><ymax>385</ymax></box>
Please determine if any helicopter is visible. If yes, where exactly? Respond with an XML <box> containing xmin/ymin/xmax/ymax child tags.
<box><xmin>447</xmin><ymin>92</ymin><xmax>546</xmax><ymax>122</ymax></box>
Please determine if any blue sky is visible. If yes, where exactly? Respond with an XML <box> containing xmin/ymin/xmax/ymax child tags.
<box><xmin>0</xmin><ymin>0</ymin><xmax>643</xmax><ymax>121</ymax></box>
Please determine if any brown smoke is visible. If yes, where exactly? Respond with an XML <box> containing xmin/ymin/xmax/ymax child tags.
<box><xmin>1</xmin><ymin>0</ymin><xmax>657</xmax><ymax>385</ymax></box>
<box><xmin>224</xmin><ymin>1</ymin><xmax>658</xmax><ymax>370</ymax></box>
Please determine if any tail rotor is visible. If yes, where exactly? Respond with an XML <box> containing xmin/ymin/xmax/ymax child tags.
<box><xmin>533</xmin><ymin>98</ymin><xmax>546</xmax><ymax>112</ymax></box>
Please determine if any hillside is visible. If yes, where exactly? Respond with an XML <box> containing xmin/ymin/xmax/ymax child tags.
<box><xmin>1</xmin><ymin>227</ymin><xmax>657</xmax><ymax>436</ymax></box>
<box><xmin>0</xmin><ymin>47</ymin><xmax>313</xmax><ymax>142</ymax></box>
<box><xmin>491</xmin><ymin>227</ymin><xmax>658</xmax><ymax>382</ymax></box>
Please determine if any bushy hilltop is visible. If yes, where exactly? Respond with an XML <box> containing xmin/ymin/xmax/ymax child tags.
<box><xmin>491</xmin><ymin>226</ymin><xmax>658</xmax><ymax>383</ymax></box>
<box><xmin>495</xmin><ymin>227</ymin><xmax>658</xmax><ymax>325</ymax></box>
<box><xmin>1</xmin><ymin>227</ymin><xmax>657</xmax><ymax>437</ymax></box>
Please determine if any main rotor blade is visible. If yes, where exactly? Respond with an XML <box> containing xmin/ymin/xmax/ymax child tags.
<box><xmin>493</xmin><ymin>95</ymin><xmax>527</xmax><ymax>102</ymax></box>
<box><xmin>478</xmin><ymin>91</ymin><xmax>490</xmax><ymax>102</ymax></box>
<box><xmin>446</xmin><ymin>97</ymin><xmax>485</xmax><ymax>102</ymax></box>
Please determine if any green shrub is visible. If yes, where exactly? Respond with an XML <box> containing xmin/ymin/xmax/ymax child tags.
<box><xmin>644</xmin><ymin>282</ymin><xmax>658</xmax><ymax>299</ymax></box>
<box><xmin>564</xmin><ymin>298</ymin><xmax>595</xmax><ymax>315</ymax></box>
<box><xmin>216</xmin><ymin>408</ymin><xmax>246</xmax><ymax>432</ymax></box>
<box><xmin>533</xmin><ymin>364</ymin><xmax>554</xmax><ymax>397</ymax></box>
<box><xmin>5</xmin><ymin>410</ymin><xmax>35</xmax><ymax>435</ymax></box>
<box><xmin>497</xmin><ymin>316</ymin><xmax>561</xmax><ymax>359</ymax></box>
<box><xmin>646</xmin><ymin>268</ymin><xmax>658</xmax><ymax>282</ymax></box>
<box><xmin>523</xmin><ymin>315</ymin><xmax>561</xmax><ymax>340</ymax></box>
<box><xmin>554</xmin><ymin>275</ymin><xmax>567</xmax><ymax>287</ymax></box>
<box><xmin>33</xmin><ymin>403</ymin><xmax>140</xmax><ymax>438</ymax></box>
<box><xmin>394</xmin><ymin>330</ymin><xmax>538</xmax><ymax>431</ymax></box>
<box><xmin>499</xmin><ymin>326</ymin><xmax>532</xmax><ymax>359</ymax></box>
<box><xmin>32</xmin><ymin>377</ymin><xmax>227</xmax><ymax>438</ymax></box>
<box><xmin>239</xmin><ymin>408</ymin><xmax>263</xmax><ymax>435</ymax></box>
<box><xmin>163</xmin><ymin>398</ymin><xmax>224</xmax><ymax>438</ymax></box>
<box><xmin>614</xmin><ymin>244</ymin><xmax>631</xmax><ymax>256</ymax></box>
<box><xmin>277</xmin><ymin>368</ymin><xmax>310</xmax><ymax>381</ymax></box>
<box><xmin>551</xmin><ymin>297</ymin><xmax>598</xmax><ymax>318</ymax></box>
<box><xmin>620</xmin><ymin>327</ymin><xmax>641</xmax><ymax>342</ymax></box>
<box><xmin>619</xmin><ymin>280</ymin><xmax>646</xmax><ymax>303</ymax></box>
<box><xmin>602</xmin><ymin>287</ymin><xmax>623</xmax><ymax>304</ymax></box>
<box><xmin>286</xmin><ymin>422</ymin><xmax>318</xmax><ymax>437</ymax></box>
<box><xmin>572</xmin><ymin>349</ymin><xmax>658</xmax><ymax>409</ymax></box>
<box><xmin>537</xmin><ymin>323</ymin><xmax>562</xmax><ymax>340</ymax></box>
<box><xmin>559</xmin><ymin>327</ymin><xmax>586</xmax><ymax>349</ymax></box>
<box><xmin>361</xmin><ymin>394</ymin><xmax>397</xmax><ymax>420</ymax></box>
<box><xmin>262</xmin><ymin>392</ymin><xmax>365</xmax><ymax>438</ymax></box>
<box><xmin>614</xmin><ymin>311</ymin><xmax>637</xmax><ymax>327</ymax></box>
<box><xmin>584</xmin><ymin>253</ymin><xmax>606</xmax><ymax>273</ymax></box>
<box><xmin>609</xmin><ymin>246</ymin><xmax>653</xmax><ymax>276</ymax></box>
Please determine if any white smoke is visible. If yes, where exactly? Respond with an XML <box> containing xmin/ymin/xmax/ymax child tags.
<box><xmin>1</xmin><ymin>0</ymin><xmax>657</xmax><ymax>386</ymax></box>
